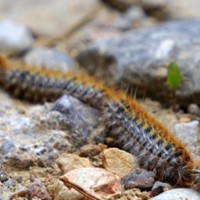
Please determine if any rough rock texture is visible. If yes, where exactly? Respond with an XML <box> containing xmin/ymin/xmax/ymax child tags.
<box><xmin>117</xmin><ymin>188</ymin><xmax>150</xmax><ymax>200</ymax></box>
<box><xmin>102</xmin><ymin>148</ymin><xmax>139</xmax><ymax>178</ymax></box>
<box><xmin>56</xmin><ymin>153</ymin><xmax>92</xmax><ymax>174</ymax></box>
<box><xmin>77</xmin><ymin>19</ymin><xmax>200</xmax><ymax>105</ymax></box>
<box><xmin>48</xmin><ymin>180</ymin><xmax>83</xmax><ymax>200</ymax></box>
<box><xmin>51</xmin><ymin>95</ymin><xmax>101</xmax><ymax>147</ymax></box>
<box><xmin>122</xmin><ymin>169</ymin><xmax>155</xmax><ymax>190</ymax></box>
<box><xmin>0</xmin><ymin>92</ymin><xmax>101</xmax><ymax>198</ymax></box>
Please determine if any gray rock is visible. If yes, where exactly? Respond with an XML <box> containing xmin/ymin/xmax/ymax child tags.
<box><xmin>150</xmin><ymin>188</ymin><xmax>200</xmax><ymax>200</ymax></box>
<box><xmin>0</xmin><ymin>140</ymin><xmax>15</xmax><ymax>155</ymax></box>
<box><xmin>0</xmin><ymin>20</ymin><xmax>33</xmax><ymax>55</ymax></box>
<box><xmin>122</xmin><ymin>168</ymin><xmax>155</xmax><ymax>190</ymax></box>
<box><xmin>4</xmin><ymin>178</ymin><xmax>15</xmax><ymax>187</ymax></box>
<box><xmin>77</xmin><ymin>20</ymin><xmax>200</xmax><ymax>105</ymax></box>
<box><xmin>24</xmin><ymin>47</ymin><xmax>75</xmax><ymax>71</ymax></box>
<box><xmin>51</xmin><ymin>95</ymin><xmax>101</xmax><ymax>147</ymax></box>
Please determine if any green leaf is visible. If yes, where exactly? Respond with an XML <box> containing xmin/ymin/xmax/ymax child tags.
<box><xmin>167</xmin><ymin>62</ymin><xmax>181</xmax><ymax>90</ymax></box>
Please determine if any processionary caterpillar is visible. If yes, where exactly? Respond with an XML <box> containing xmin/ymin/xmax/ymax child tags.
<box><xmin>0</xmin><ymin>56</ymin><xmax>200</xmax><ymax>189</ymax></box>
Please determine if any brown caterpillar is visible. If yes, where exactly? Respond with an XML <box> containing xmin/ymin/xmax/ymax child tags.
<box><xmin>0</xmin><ymin>56</ymin><xmax>200</xmax><ymax>188</ymax></box>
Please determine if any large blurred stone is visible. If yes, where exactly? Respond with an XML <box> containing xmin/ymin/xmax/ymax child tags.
<box><xmin>0</xmin><ymin>0</ymin><xmax>100</xmax><ymax>37</ymax></box>
<box><xmin>77</xmin><ymin>19</ymin><xmax>200</xmax><ymax>105</ymax></box>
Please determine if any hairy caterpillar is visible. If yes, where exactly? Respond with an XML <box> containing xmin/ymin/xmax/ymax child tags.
<box><xmin>0</xmin><ymin>56</ymin><xmax>199</xmax><ymax>188</ymax></box>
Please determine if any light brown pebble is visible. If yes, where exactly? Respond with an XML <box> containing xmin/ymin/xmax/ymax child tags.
<box><xmin>102</xmin><ymin>148</ymin><xmax>139</xmax><ymax>178</ymax></box>
<box><xmin>56</xmin><ymin>153</ymin><xmax>92</xmax><ymax>174</ymax></box>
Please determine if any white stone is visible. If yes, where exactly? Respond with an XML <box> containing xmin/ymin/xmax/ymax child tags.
<box><xmin>0</xmin><ymin>20</ymin><xmax>33</xmax><ymax>55</ymax></box>
<box><xmin>171</xmin><ymin>120</ymin><xmax>199</xmax><ymax>153</ymax></box>
<box><xmin>150</xmin><ymin>188</ymin><xmax>200</xmax><ymax>200</ymax></box>
<box><xmin>60</xmin><ymin>167</ymin><xmax>121</xmax><ymax>200</ymax></box>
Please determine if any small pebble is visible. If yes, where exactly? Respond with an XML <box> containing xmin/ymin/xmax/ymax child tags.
<box><xmin>150</xmin><ymin>188</ymin><xmax>200</xmax><ymax>200</ymax></box>
<box><xmin>10</xmin><ymin>186</ymin><xmax>29</xmax><ymax>199</ymax></box>
<box><xmin>56</xmin><ymin>153</ymin><xmax>92</xmax><ymax>174</ymax></box>
<box><xmin>0</xmin><ymin>172</ymin><xmax>8</xmax><ymax>182</ymax></box>
<box><xmin>122</xmin><ymin>168</ymin><xmax>155</xmax><ymax>190</ymax></box>
<box><xmin>79</xmin><ymin>144</ymin><xmax>103</xmax><ymax>158</ymax></box>
<box><xmin>4</xmin><ymin>178</ymin><xmax>15</xmax><ymax>187</ymax></box>
<box><xmin>102</xmin><ymin>148</ymin><xmax>139</xmax><ymax>178</ymax></box>
<box><xmin>151</xmin><ymin>181</ymin><xmax>171</xmax><ymax>196</ymax></box>
<box><xmin>28</xmin><ymin>179</ymin><xmax>52</xmax><ymax>200</ymax></box>
<box><xmin>60</xmin><ymin>167</ymin><xmax>121</xmax><ymax>200</ymax></box>
<box><xmin>0</xmin><ymin>139</ymin><xmax>15</xmax><ymax>155</ymax></box>
<box><xmin>0</xmin><ymin>20</ymin><xmax>33</xmax><ymax>55</ymax></box>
